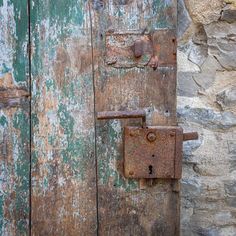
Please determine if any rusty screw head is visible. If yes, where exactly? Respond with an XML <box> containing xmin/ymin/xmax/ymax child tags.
<box><xmin>147</xmin><ymin>132</ymin><xmax>157</xmax><ymax>142</ymax></box>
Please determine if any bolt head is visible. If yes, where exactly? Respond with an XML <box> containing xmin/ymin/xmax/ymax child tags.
<box><xmin>147</xmin><ymin>132</ymin><xmax>157</xmax><ymax>142</ymax></box>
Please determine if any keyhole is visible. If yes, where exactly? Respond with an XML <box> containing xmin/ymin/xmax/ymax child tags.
<box><xmin>149</xmin><ymin>165</ymin><xmax>153</xmax><ymax>175</ymax></box>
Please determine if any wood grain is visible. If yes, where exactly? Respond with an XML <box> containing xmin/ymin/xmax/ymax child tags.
<box><xmin>0</xmin><ymin>0</ymin><xmax>30</xmax><ymax>235</ymax></box>
<box><xmin>30</xmin><ymin>1</ymin><xmax>97</xmax><ymax>235</ymax></box>
<box><xmin>91</xmin><ymin>0</ymin><xmax>179</xmax><ymax>235</ymax></box>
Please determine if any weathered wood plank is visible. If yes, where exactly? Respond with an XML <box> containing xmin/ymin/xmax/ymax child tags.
<box><xmin>30</xmin><ymin>1</ymin><xmax>97</xmax><ymax>235</ymax></box>
<box><xmin>91</xmin><ymin>0</ymin><xmax>178</xmax><ymax>235</ymax></box>
<box><xmin>0</xmin><ymin>0</ymin><xmax>30</xmax><ymax>235</ymax></box>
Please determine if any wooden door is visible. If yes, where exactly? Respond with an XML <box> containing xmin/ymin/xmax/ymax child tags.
<box><xmin>0</xmin><ymin>0</ymin><xmax>30</xmax><ymax>235</ymax></box>
<box><xmin>30</xmin><ymin>1</ymin><xmax>97</xmax><ymax>235</ymax></box>
<box><xmin>1</xmin><ymin>1</ymin><xmax>178</xmax><ymax>235</ymax></box>
<box><xmin>91</xmin><ymin>1</ymin><xmax>178</xmax><ymax>235</ymax></box>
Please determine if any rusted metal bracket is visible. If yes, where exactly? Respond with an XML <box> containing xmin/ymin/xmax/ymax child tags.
<box><xmin>97</xmin><ymin>110</ymin><xmax>146</xmax><ymax>127</ymax></box>
<box><xmin>105</xmin><ymin>29</ymin><xmax>176</xmax><ymax>68</ymax></box>
<box><xmin>97</xmin><ymin>110</ymin><xmax>198</xmax><ymax>180</ymax></box>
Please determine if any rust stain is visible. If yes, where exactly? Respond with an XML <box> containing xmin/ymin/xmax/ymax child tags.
<box><xmin>0</xmin><ymin>73</ymin><xmax>16</xmax><ymax>89</ymax></box>
<box><xmin>92</xmin><ymin>0</ymin><xmax>179</xmax><ymax>235</ymax></box>
<box><xmin>53</xmin><ymin>39</ymin><xmax>93</xmax><ymax>88</ymax></box>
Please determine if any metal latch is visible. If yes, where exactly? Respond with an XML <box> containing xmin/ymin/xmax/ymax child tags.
<box><xmin>97</xmin><ymin>110</ymin><xmax>198</xmax><ymax>179</ymax></box>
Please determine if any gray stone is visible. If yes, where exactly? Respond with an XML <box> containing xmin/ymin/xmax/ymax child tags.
<box><xmin>219</xmin><ymin>226</ymin><xmax>236</xmax><ymax>236</ymax></box>
<box><xmin>193</xmin><ymin>56</ymin><xmax>222</xmax><ymax>90</ymax></box>
<box><xmin>225</xmin><ymin>182</ymin><xmax>236</xmax><ymax>195</ymax></box>
<box><xmin>188</xmin><ymin>25</ymin><xmax>208</xmax><ymax>67</ymax></box>
<box><xmin>192</xmin><ymin>227</ymin><xmax>220</xmax><ymax>236</ymax></box>
<box><xmin>178</xmin><ymin>1</ymin><xmax>236</xmax><ymax>234</ymax></box>
<box><xmin>177</xmin><ymin>0</ymin><xmax>192</xmax><ymax>38</ymax></box>
<box><xmin>226</xmin><ymin>196</ymin><xmax>236</xmax><ymax>207</ymax></box>
<box><xmin>192</xmin><ymin>25</ymin><xmax>208</xmax><ymax>45</ymax></box>
<box><xmin>188</xmin><ymin>44</ymin><xmax>208</xmax><ymax>67</ymax></box>
<box><xmin>221</xmin><ymin>8</ymin><xmax>236</xmax><ymax>23</ymax></box>
<box><xmin>177</xmin><ymin>107</ymin><xmax>236</xmax><ymax>130</ymax></box>
<box><xmin>208</xmin><ymin>44</ymin><xmax>236</xmax><ymax>70</ymax></box>
<box><xmin>216</xmin><ymin>86</ymin><xmax>236</xmax><ymax>109</ymax></box>
<box><xmin>181</xmin><ymin>178</ymin><xmax>202</xmax><ymax>197</ymax></box>
<box><xmin>204</xmin><ymin>22</ymin><xmax>236</xmax><ymax>70</ymax></box>
<box><xmin>204</xmin><ymin>21</ymin><xmax>236</xmax><ymax>38</ymax></box>
<box><xmin>177</xmin><ymin>72</ymin><xmax>200</xmax><ymax>97</ymax></box>
<box><xmin>229</xmin><ymin>156</ymin><xmax>236</xmax><ymax>173</ymax></box>
<box><xmin>183</xmin><ymin>138</ymin><xmax>202</xmax><ymax>156</ymax></box>
<box><xmin>228</xmin><ymin>141</ymin><xmax>236</xmax><ymax>154</ymax></box>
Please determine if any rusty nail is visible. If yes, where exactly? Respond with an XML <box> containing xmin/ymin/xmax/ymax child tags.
<box><xmin>147</xmin><ymin>132</ymin><xmax>157</xmax><ymax>142</ymax></box>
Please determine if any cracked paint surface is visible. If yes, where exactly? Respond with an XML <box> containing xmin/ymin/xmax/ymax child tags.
<box><xmin>0</xmin><ymin>0</ymin><xmax>29</xmax><ymax>235</ymax></box>
<box><xmin>30</xmin><ymin>0</ymin><xmax>97</xmax><ymax>235</ymax></box>
<box><xmin>1</xmin><ymin>0</ymin><xmax>178</xmax><ymax>235</ymax></box>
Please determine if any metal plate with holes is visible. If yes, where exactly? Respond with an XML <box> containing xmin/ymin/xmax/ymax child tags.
<box><xmin>105</xmin><ymin>29</ymin><xmax>176</xmax><ymax>68</ymax></box>
<box><xmin>124</xmin><ymin>126</ymin><xmax>183</xmax><ymax>179</ymax></box>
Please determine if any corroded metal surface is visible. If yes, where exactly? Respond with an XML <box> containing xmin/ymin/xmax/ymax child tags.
<box><xmin>124</xmin><ymin>126</ymin><xmax>181</xmax><ymax>179</ymax></box>
<box><xmin>105</xmin><ymin>29</ymin><xmax>176</xmax><ymax>68</ymax></box>
<box><xmin>97</xmin><ymin>110</ymin><xmax>146</xmax><ymax>126</ymax></box>
<box><xmin>124</xmin><ymin>126</ymin><xmax>198</xmax><ymax>179</ymax></box>
<box><xmin>0</xmin><ymin>0</ymin><xmax>30</xmax><ymax>235</ymax></box>
<box><xmin>105</xmin><ymin>33</ymin><xmax>153</xmax><ymax>68</ymax></box>
<box><xmin>30</xmin><ymin>0</ymin><xmax>97</xmax><ymax>235</ymax></box>
<box><xmin>97</xmin><ymin>112</ymin><xmax>198</xmax><ymax>180</ymax></box>
<box><xmin>92</xmin><ymin>0</ymin><xmax>179</xmax><ymax>235</ymax></box>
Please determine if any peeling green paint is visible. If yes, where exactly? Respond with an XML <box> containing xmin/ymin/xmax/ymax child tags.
<box><xmin>153</xmin><ymin>0</ymin><xmax>176</xmax><ymax>28</ymax></box>
<box><xmin>0</xmin><ymin>115</ymin><xmax>8</xmax><ymax>126</ymax></box>
<box><xmin>49</xmin><ymin>0</ymin><xmax>84</xmax><ymax>26</ymax></box>
<box><xmin>10</xmin><ymin>0</ymin><xmax>29</xmax><ymax>83</ymax></box>
<box><xmin>46</xmin><ymin>79</ymin><xmax>56</xmax><ymax>91</ymax></box>
<box><xmin>0</xmin><ymin>0</ymin><xmax>29</xmax><ymax>235</ymax></box>
<box><xmin>97</xmin><ymin>122</ymin><xmax>138</xmax><ymax>191</ymax></box>
<box><xmin>30</xmin><ymin>1</ymin><xmax>97</xmax><ymax>233</ymax></box>
<box><xmin>57</xmin><ymin>103</ymin><xmax>92</xmax><ymax>180</ymax></box>
<box><xmin>13</xmin><ymin>110</ymin><xmax>30</xmax><ymax>235</ymax></box>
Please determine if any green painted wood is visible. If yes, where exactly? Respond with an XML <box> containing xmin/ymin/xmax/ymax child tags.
<box><xmin>91</xmin><ymin>0</ymin><xmax>179</xmax><ymax>235</ymax></box>
<box><xmin>0</xmin><ymin>0</ymin><xmax>30</xmax><ymax>235</ymax></box>
<box><xmin>30</xmin><ymin>0</ymin><xmax>97</xmax><ymax>235</ymax></box>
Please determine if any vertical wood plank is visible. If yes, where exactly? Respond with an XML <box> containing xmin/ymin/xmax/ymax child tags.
<box><xmin>0</xmin><ymin>0</ymin><xmax>30</xmax><ymax>235</ymax></box>
<box><xmin>30</xmin><ymin>1</ymin><xmax>97</xmax><ymax>235</ymax></box>
<box><xmin>91</xmin><ymin>0</ymin><xmax>178</xmax><ymax>235</ymax></box>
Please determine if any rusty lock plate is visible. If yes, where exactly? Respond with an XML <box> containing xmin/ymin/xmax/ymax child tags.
<box><xmin>124</xmin><ymin>126</ymin><xmax>183</xmax><ymax>179</ymax></box>
<box><xmin>97</xmin><ymin>110</ymin><xmax>198</xmax><ymax>179</ymax></box>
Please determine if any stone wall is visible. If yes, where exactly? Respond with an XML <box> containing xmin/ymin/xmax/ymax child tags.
<box><xmin>178</xmin><ymin>0</ymin><xmax>236</xmax><ymax>235</ymax></box>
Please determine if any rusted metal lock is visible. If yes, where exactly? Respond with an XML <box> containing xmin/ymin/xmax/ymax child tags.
<box><xmin>97</xmin><ymin>110</ymin><xmax>198</xmax><ymax>179</ymax></box>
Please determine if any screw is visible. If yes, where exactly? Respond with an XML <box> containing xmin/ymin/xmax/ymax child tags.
<box><xmin>147</xmin><ymin>132</ymin><xmax>157</xmax><ymax>142</ymax></box>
